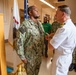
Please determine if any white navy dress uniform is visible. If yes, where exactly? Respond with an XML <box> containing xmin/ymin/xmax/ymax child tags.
<box><xmin>50</xmin><ymin>19</ymin><xmax>76</xmax><ymax>75</ymax></box>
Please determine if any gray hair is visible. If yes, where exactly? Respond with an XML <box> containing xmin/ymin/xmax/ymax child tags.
<box><xmin>58</xmin><ymin>5</ymin><xmax>71</xmax><ymax>16</ymax></box>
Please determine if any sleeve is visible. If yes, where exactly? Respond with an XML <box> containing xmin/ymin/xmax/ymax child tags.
<box><xmin>48</xmin><ymin>24</ymin><xmax>52</xmax><ymax>34</ymax></box>
<box><xmin>14</xmin><ymin>22</ymin><xmax>28</xmax><ymax>60</ymax></box>
<box><xmin>50</xmin><ymin>28</ymin><xmax>68</xmax><ymax>49</ymax></box>
<box><xmin>51</xmin><ymin>23</ymin><xmax>54</xmax><ymax>33</ymax></box>
<box><xmin>51</xmin><ymin>24</ymin><xmax>55</xmax><ymax>33</ymax></box>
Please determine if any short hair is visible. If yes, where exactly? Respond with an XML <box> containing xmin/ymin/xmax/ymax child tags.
<box><xmin>44</xmin><ymin>17</ymin><xmax>47</xmax><ymax>19</ymax></box>
<box><xmin>28</xmin><ymin>5</ymin><xmax>35</xmax><ymax>15</ymax></box>
<box><xmin>58</xmin><ymin>5</ymin><xmax>71</xmax><ymax>16</ymax></box>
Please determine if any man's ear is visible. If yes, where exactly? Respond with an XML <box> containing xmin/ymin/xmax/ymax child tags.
<box><xmin>62</xmin><ymin>12</ymin><xmax>66</xmax><ymax>17</ymax></box>
<box><xmin>62</xmin><ymin>12</ymin><xmax>67</xmax><ymax>21</ymax></box>
<box><xmin>29</xmin><ymin>11</ymin><xmax>32</xmax><ymax>15</ymax></box>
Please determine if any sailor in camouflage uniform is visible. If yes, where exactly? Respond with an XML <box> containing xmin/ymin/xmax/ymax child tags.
<box><xmin>49</xmin><ymin>17</ymin><xmax>61</xmax><ymax>40</ymax></box>
<box><xmin>51</xmin><ymin>21</ymin><xmax>61</xmax><ymax>33</ymax></box>
<box><xmin>14</xmin><ymin>6</ymin><xmax>44</xmax><ymax>75</ymax></box>
<box><xmin>72</xmin><ymin>48</ymin><xmax>76</xmax><ymax>71</ymax></box>
<box><xmin>50</xmin><ymin>19</ymin><xmax>60</xmax><ymax>54</ymax></box>
<box><xmin>73</xmin><ymin>24</ymin><xmax>76</xmax><ymax>71</ymax></box>
<box><xmin>69</xmin><ymin>24</ymin><xmax>76</xmax><ymax>72</ymax></box>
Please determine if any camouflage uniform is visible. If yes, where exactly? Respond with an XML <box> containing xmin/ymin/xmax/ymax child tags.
<box><xmin>51</xmin><ymin>21</ymin><xmax>61</xmax><ymax>33</ymax></box>
<box><xmin>72</xmin><ymin>48</ymin><xmax>76</xmax><ymax>64</ymax></box>
<box><xmin>72</xmin><ymin>24</ymin><xmax>76</xmax><ymax>64</ymax></box>
<box><xmin>14</xmin><ymin>19</ymin><xmax>44</xmax><ymax>75</ymax></box>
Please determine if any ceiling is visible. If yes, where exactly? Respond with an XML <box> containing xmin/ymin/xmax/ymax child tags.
<box><xmin>39</xmin><ymin>0</ymin><xmax>65</xmax><ymax>8</ymax></box>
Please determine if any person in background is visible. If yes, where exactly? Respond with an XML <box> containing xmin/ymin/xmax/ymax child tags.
<box><xmin>48</xmin><ymin>5</ymin><xmax>76</xmax><ymax>75</ymax></box>
<box><xmin>14</xmin><ymin>5</ymin><xmax>44</xmax><ymax>75</ymax></box>
<box><xmin>69</xmin><ymin>47</ymin><xmax>76</xmax><ymax>72</ymax></box>
<box><xmin>50</xmin><ymin>18</ymin><xmax>61</xmax><ymax>54</ymax></box>
<box><xmin>42</xmin><ymin>17</ymin><xmax>52</xmax><ymax>57</ymax></box>
<box><xmin>69</xmin><ymin>24</ymin><xmax>76</xmax><ymax>72</ymax></box>
<box><xmin>51</xmin><ymin>17</ymin><xmax>61</xmax><ymax>35</ymax></box>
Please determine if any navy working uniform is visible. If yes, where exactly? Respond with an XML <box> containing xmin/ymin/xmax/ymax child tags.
<box><xmin>14</xmin><ymin>19</ymin><xmax>44</xmax><ymax>75</ymax></box>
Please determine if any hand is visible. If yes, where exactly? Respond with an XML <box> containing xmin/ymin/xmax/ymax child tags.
<box><xmin>45</xmin><ymin>35</ymin><xmax>49</xmax><ymax>40</ymax></box>
<box><xmin>22</xmin><ymin>58</ymin><xmax>27</xmax><ymax>64</ymax></box>
<box><xmin>45</xmin><ymin>33</ymin><xmax>50</xmax><ymax>40</ymax></box>
<box><xmin>50</xmin><ymin>33</ymin><xmax>54</xmax><ymax>37</ymax></box>
<box><xmin>46</xmin><ymin>33</ymin><xmax>55</xmax><ymax>40</ymax></box>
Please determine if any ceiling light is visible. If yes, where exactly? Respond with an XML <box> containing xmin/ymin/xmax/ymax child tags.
<box><xmin>40</xmin><ymin>0</ymin><xmax>55</xmax><ymax>9</ymax></box>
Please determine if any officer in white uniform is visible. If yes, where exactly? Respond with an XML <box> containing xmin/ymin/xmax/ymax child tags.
<box><xmin>49</xmin><ymin>5</ymin><xmax>76</xmax><ymax>75</ymax></box>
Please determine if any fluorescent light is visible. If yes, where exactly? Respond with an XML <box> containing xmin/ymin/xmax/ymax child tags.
<box><xmin>40</xmin><ymin>0</ymin><xmax>55</xmax><ymax>9</ymax></box>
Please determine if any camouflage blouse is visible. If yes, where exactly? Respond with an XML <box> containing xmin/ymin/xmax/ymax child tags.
<box><xmin>14</xmin><ymin>19</ymin><xmax>45</xmax><ymax>63</ymax></box>
<box><xmin>51</xmin><ymin>21</ymin><xmax>61</xmax><ymax>33</ymax></box>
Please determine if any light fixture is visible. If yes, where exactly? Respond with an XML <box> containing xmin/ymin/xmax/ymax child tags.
<box><xmin>40</xmin><ymin>0</ymin><xmax>55</xmax><ymax>9</ymax></box>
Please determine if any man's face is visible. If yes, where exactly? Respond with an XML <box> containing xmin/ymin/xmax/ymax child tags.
<box><xmin>44</xmin><ymin>17</ymin><xmax>47</xmax><ymax>23</ymax></box>
<box><xmin>31</xmin><ymin>6</ymin><xmax>40</xmax><ymax>19</ymax></box>
<box><xmin>55</xmin><ymin>9</ymin><xmax>64</xmax><ymax>23</ymax></box>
